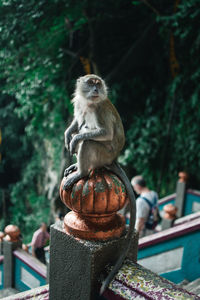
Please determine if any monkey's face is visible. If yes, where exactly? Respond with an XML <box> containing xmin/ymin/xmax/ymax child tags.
<box><xmin>77</xmin><ymin>75</ymin><xmax>107</xmax><ymax>102</ymax></box>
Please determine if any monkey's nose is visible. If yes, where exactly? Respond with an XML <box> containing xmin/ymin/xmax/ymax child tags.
<box><xmin>93</xmin><ymin>90</ymin><xmax>98</xmax><ymax>95</ymax></box>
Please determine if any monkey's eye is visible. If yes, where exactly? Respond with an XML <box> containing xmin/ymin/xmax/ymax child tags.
<box><xmin>96</xmin><ymin>82</ymin><xmax>101</xmax><ymax>88</ymax></box>
<box><xmin>87</xmin><ymin>79</ymin><xmax>94</xmax><ymax>86</ymax></box>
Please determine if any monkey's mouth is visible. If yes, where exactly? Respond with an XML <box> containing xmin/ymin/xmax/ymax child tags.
<box><xmin>91</xmin><ymin>95</ymin><xmax>99</xmax><ymax>100</ymax></box>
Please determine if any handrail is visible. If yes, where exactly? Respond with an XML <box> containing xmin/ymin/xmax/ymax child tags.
<box><xmin>105</xmin><ymin>260</ymin><xmax>200</xmax><ymax>299</ymax></box>
<box><xmin>158</xmin><ymin>193</ymin><xmax>176</xmax><ymax>205</ymax></box>
<box><xmin>2</xmin><ymin>285</ymin><xmax>49</xmax><ymax>300</ymax></box>
<box><xmin>13</xmin><ymin>249</ymin><xmax>47</xmax><ymax>279</ymax></box>
<box><xmin>158</xmin><ymin>188</ymin><xmax>200</xmax><ymax>206</ymax></box>
<box><xmin>187</xmin><ymin>189</ymin><xmax>200</xmax><ymax>197</ymax></box>
<box><xmin>3</xmin><ymin>260</ymin><xmax>199</xmax><ymax>300</ymax></box>
<box><xmin>174</xmin><ymin>211</ymin><xmax>200</xmax><ymax>226</ymax></box>
<box><xmin>158</xmin><ymin>189</ymin><xmax>200</xmax><ymax>205</ymax></box>
<box><xmin>139</xmin><ymin>217</ymin><xmax>200</xmax><ymax>249</ymax></box>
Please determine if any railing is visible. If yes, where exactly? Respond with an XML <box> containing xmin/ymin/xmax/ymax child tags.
<box><xmin>3</xmin><ymin>261</ymin><xmax>200</xmax><ymax>300</ymax></box>
<box><xmin>0</xmin><ymin>238</ymin><xmax>47</xmax><ymax>293</ymax></box>
<box><xmin>174</xmin><ymin>211</ymin><xmax>200</xmax><ymax>226</ymax></box>
<box><xmin>138</xmin><ymin>215</ymin><xmax>200</xmax><ymax>284</ymax></box>
<box><xmin>158</xmin><ymin>193</ymin><xmax>176</xmax><ymax>209</ymax></box>
<box><xmin>158</xmin><ymin>189</ymin><xmax>200</xmax><ymax>216</ymax></box>
<box><xmin>105</xmin><ymin>260</ymin><xmax>200</xmax><ymax>299</ymax></box>
<box><xmin>2</xmin><ymin>284</ymin><xmax>49</xmax><ymax>300</ymax></box>
<box><xmin>13</xmin><ymin>249</ymin><xmax>47</xmax><ymax>291</ymax></box>
<box><xmin>0</xmin><ymin>255</ymin><xmax>4</xmax><ymax>290</ymax></box>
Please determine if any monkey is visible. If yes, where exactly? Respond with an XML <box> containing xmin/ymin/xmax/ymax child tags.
<box><xmin>63</xmin><ymin>74</ymin><xmax>136</xmax><ymax>295</ymax></box>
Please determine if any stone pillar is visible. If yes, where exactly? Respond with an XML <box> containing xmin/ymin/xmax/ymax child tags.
<box><xmin>0</xmin><ymin>232</ymin><xmax>5</xmax><ymax>255</ymax></box>
<box><xmin>49</xmin><ymin>221</ymin><xmax>138</xmax><ymax>300</ymax></box>
<box><xmin>50</xmin><ymin>168</ymin><xmax>137</xmax><ymax>299</ymax></box>
<box><xmin>175</xmin><ymin>172</ymin><xmax>188</xmax><ymax>218</ymax></box>
<box><xmin>3</xmin><ymin>240</ymin><xmax>21</xmax><ymax>288</ymax></box>
<box><xmin>3</xmin><ymin>225</ymin><xmax>21</xmax><ymax>288</ymax></box>
<box><xmin>161</xmin><ymin>204</ymin><xmax>177</xmax><ymax>230</ymax></box>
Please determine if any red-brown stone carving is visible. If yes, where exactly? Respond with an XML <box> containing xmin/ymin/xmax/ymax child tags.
<box><xmin>60</xmin><ymin>168</ymin><xmax>127</xmax><ymax>241</ymax></box>
<box><xmin>178</xmin><ymin>171</ymin><xmax>188</xmax><ymax>183</ymax></box>
<box><xmin>163</xmin><ymin>204</ymin><xmax>177</xmax><ymax>220</ymax></box>
<box><xmin>4</xmin><ymin>224</ymin><xmax>21</xmax><ymax>242</ymax></box>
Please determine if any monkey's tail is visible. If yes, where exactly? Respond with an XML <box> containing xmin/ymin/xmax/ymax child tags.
<box><xmin>100</xmin><ymin>161</ymin><xmax>136</xmax><ymax>295</ymax></box>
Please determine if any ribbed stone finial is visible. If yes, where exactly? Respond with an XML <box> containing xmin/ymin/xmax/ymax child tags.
<box><xmin>4</xmin><ymin>224</ymin><xmax>21</xmax><ymax>242</ymax></box>
<box><xmin>60</xmin><ymin>168</ymin><xmax>127</xmax><ymax>241</ymax></box>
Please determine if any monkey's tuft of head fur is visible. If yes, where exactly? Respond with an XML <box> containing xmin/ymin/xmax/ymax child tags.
<box><xmin>74</xmin><ymin>74</ymin><xmax>108</xmax><ymax>102</ymax></box>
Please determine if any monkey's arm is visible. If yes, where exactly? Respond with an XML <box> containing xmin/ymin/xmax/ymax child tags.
<box><xmin>69</xmin><ymin>126</ymin><xmax>113</xmax><ymax>154</ymax></box>
<box><xmin>64</xmin><ymin>119</ymin><xmax>78</xmax><ymax>150</ymax></box>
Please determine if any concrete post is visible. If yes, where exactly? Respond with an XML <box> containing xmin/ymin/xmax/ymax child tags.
<box><xmin>175</xmin><ymin>181</ymin><xmax>186</xmax><ymax>218</ymax></box>
<box><xmin>0</xmin><ymin>241</ymin><xmax>3</xmax><ymax>255</ymax></box>
<box><xmin>3</xmin><ymin>240</ymin><xmax>22</xmax><ymax>288</ymax></box>
<box><xmin>161</xmin><ymin>204</ymin><xmax>177</xmax><ymax>230</ymax></box>
<box><xmin>0</xmin><ymin>232</ymin><xmax>5</xmax><ymax>255</ymax></box>
<box><xmin>49</xmin><ymin>221</ymin><xmax>138</xmax><ymax>300</ymax></box>
<box><xmin>161</xmin><ymin>218</ymin><xmax>175</xmax><ymax>230</ymax></box>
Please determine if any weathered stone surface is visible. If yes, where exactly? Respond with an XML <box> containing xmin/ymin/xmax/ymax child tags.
<box><xmin>161</xmin><ymin>218</ymin><xmax>174</xmax><ymax>230</ymax></box>
<box><xmin>183</xmin><ymin>278</ymin><xmax>200</xmax><ymax>296</ymax></box>
<box><xmin>175</xmin><ymin>181</ymin><xmax>186</xmax><ymax>218</ymax></box>
<box><xmin>0</xmin><ymin>288</ymin><xmax>19</xmax><ymax>298</ymax></box>
<box><xmin>3</xmin><ymin>240</ymin><xmax>22</xmax><ymax>288</ymax></box>
<box><xmin>49</xmin><ymin>221</ymin><xmax>138</xmax><ymax>300</ymax></box>
<box><xmin>0</xmin><ymin>242</ymin><xmax>3</xmax><ymax>255</ymax></box>
<box><xmin>1</xmin><ymin>285</ymin><xmax>49</xmax><ymax>300</ymax></box>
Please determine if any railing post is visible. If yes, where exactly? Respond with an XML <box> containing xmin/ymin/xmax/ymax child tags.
<box><xmin>49</xmin><ymin>169</ymin><xmax>138</xmax><ymax>300</ymax></box>
<box><xmin>3</xmin><ymin>225</ymin><xmax>21</xmax><ymax>288</ymax></box>
<box><xmin>0</xmin><ymin>232</ymin><xmax>5</xmax><ymax>255</ymax></box>
<box><xmin>49</xmin><ymin>221</ymin><xmax>138</xmax><ymax>300</ymax></box>
<box><xmin>161</xmin><ymin>203</ymin><xmax>177</xmax><ymax>230</ymax></box>
<box><xmin>175</xmin><ymin>171</ymin><xmax>188</xmax><ymax>218</ymax></box>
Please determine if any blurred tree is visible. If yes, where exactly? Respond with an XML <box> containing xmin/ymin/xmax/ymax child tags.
<box><xmin>0</xmin><ymin>94</ymin><xmax>32</xmax><ymax>228</ymax></box>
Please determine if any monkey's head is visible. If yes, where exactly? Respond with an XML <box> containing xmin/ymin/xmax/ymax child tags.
<box><xmin>75</xmin><ymin>74</ymin><xmax>108</xmax><ymax>102</ymax></box>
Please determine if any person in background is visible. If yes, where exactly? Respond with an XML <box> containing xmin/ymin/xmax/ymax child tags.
<box><xmin>131</xmin><ymin>175</ymin><xmax>159</xmax><ymax>237</ymax></box>
<box><xmin>31</xmin><ymin>222</ymin><xmax>50</xmax><ymax>264</ymax></box>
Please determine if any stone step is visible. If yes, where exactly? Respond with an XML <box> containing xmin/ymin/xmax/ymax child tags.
<box><xmin>184</xmin><ymin>278</ymin><xmax>200</xmax><ymax>296</ymax></box>
<box><xmin>0</xmin><ymin>288</ymin><xmax>19</xmax><ymax>299</ymax></box>
<box><xmin>1</xmin><ymin>285</ymin><xmax>49</xmax><ymax>300</ymax></box>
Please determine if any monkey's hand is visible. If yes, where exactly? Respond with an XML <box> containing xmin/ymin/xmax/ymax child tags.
<box><xmin>65</xmin><ymin>131</ymin><xmax>72</xmax><ymax>151</ymax></box>
<box><xmin>64</xmin><ymin>164</ymin><xmax>77</xmax><ymax>177</ymax></box>
<box><xmin>69</xmin><ymin>135</ymin><xmax>80</xmax><ymax>155</ymax></box>
<box><xmin>65</xmin><ymin>120</ymin><xmax>78</xmax><ymax>151</ymax></box>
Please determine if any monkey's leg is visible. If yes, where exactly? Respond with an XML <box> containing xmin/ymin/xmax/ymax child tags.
<box><xmin>64</xmin><ymin>163</ymin><xmax>77</xmax><ymax>177</ymax></box>
<box><xmin>63</xmin><ymin>140</ymin><xmax>113</xmax><ymax>190</ymax></box>
<box><xmin>62</xmin><ymin>142</ymin><xmax>90</xmax><ymax>190</ymax></box>
<box><xmin>63</xmin><ymin>172</ymin><xmax>84</xmax><ymax>190</ymax></box>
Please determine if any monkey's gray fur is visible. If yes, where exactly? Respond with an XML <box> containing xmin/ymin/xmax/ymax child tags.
<box><xmin>63</xmin><ymin>74</ymin><xmax>136</xmax><ymax>295</ymax></box>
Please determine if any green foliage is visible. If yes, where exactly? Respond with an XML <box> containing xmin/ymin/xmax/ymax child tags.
<box><xmin>120</xmin><ymin>1</ymin><xmax>200</xmax><ymax>194</ymax></box>
<box><xmin>0</xmin><ymin>0</ymin><xmax>200</xmax><ymax>240</ymax></box>
<box><xmin>11</xmin><ymin>157</ymin><xmax>50</xmax><ymax>243</ymax></box>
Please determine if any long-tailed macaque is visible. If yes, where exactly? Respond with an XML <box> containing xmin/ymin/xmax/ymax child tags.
<box><xmin>63</xmin><ymin>74</ymin><xmax>136</xmax><ymax>295</ymax></box>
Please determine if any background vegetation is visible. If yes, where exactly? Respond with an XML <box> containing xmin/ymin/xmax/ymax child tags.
<box><xmin>0</xmin><ymin>0</ymin><xmax>199</xmax><ymax>242</ymax></box>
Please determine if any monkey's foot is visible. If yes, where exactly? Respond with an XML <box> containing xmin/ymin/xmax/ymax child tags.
<box><xmin>62</xmin><ymin>181</ymin><xmax>71</xmax><ymax>190</ymax></box>
<box><xmin>63</xmin><ymin>177</ymin><xmax>77</xmax><ymax>190</ymax></box>
<box><xmin>64</xmin><ymin>164</ymin><xmax>77</xmax><ymax>177</ymax></box>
